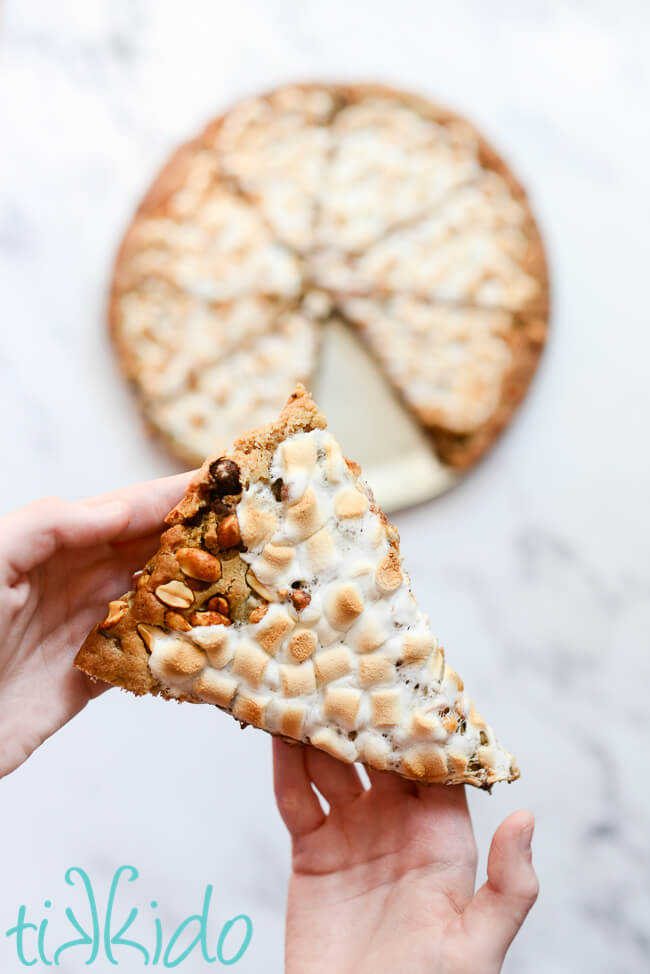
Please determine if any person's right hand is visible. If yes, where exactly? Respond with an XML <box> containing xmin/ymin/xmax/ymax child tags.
<box><xmin>274</xmin><ymin>739</ymin><xmax>538</xmax><ymax>974</ymax></box>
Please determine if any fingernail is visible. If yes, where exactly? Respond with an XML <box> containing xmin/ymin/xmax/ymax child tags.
<box><xmin>519</xmin><ymin>823</ymin><xmax>534</xmax><ymax>852</ymax></box>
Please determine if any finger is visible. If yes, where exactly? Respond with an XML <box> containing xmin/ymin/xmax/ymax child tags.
<box><xmin>110</xmin><ymin>531</ymin><xmax>165</xmax><ymax>579</ymax></box>
<box><xmin>71</xmin><ymin>532</ymin><xmax>166</xmax><ymax>611</ymax></box>
<box><xmin>84</xmin><ymin>471</ymin><xmax>195</xmax><ymax>541</ymax></box>
<box><xmin>462</xmin><ymin>811</ymin><xmax>538</xmax><ymax>961</ymax></box>
<box><xmin>0</xmin><ymin>498</ymin><xmax>131</xmax><ymax>581</ymax></box>
<box><xmin>416</xmin><ymin>780</ymin><xmax>471</xmax><ymax>813</ymax></box>
<box><xmin>273</xmin><ymin>739</ymin><xmax>325</xmax><ymax>839</ymax></box>
<box><xmin>366</xmin><ymin>766</ymin><xmax>417</xmax><ymax>797</ymax></box>
<box><xmin>304</xmin><ymin>745</ymin><xmax>364</xmax><ymax>807</ymax></box>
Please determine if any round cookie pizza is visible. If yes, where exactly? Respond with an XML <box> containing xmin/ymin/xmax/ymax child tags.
<box><xmin>111</xmin><ymin>83</ymin><xmax>549</xmax><ymax>476</ymax></box>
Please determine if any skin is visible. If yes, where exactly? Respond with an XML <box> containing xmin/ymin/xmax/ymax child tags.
<box><xmin>0</xmin><ymin>478</ymin><xmax>538</xmax><ymax>972</ymax></box>
<box><xmin>274</xmin><ymin>740</ymin><xmax>538</xmax><ymax>974</ymax></box>
<box><xmin>0</xmin><ymin>474</ymin><xmax>191</xmax><ymax>778</ymax></box>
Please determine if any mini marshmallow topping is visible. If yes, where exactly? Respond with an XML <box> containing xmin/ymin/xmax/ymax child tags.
<box><xmin>76</xmin><ymin>386</ymin><xmax>518</xmax><ymax>789</ymax></box>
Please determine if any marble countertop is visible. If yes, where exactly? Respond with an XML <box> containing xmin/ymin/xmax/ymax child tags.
<box><xmin>1</xmin><ymin>1</ymin><xmax>649</xmax><ymax>971</ymax></box>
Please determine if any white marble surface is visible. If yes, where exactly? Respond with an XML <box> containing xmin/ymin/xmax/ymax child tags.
<box><xmin>1</xmin><ymin>1</ymin><xmax>650</xmax><ymax>971</ymax></box>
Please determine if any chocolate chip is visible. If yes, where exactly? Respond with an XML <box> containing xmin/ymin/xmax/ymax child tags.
<box><xmin>271</xmin><ymin>478</ymin><xmax>284</xmax><ymax>502</ymax></box>
<box><xmin>211</xmin><ymin>500</ymin><xmax>230</xmax><ymax>516</ymax></box>
<box><xmin>209</xmin><ymin>458</ymin><xmax>241</xmax><ymax>496</ymax></box>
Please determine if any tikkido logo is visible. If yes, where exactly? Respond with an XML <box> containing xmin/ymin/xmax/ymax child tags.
<box><xmin>5</xmin><ymin>866</ymin><xmax>253</xmax><ymax>967</ymax></box>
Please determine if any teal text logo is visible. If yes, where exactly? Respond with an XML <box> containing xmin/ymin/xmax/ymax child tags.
<box><xmin>6</xmin><ymin>866</ymin><xmax>253</xmax><ymax>967</ymax></box>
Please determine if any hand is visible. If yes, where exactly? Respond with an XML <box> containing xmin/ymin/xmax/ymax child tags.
<box><xmin>273</xmin><ymin>740</ymin><xmax>538</xmax><ymax>974</ymax></box>
<box><xmin>0</xmin><ymin>473</ymin><xmax>192</xmax><ymax>778</ymax></box>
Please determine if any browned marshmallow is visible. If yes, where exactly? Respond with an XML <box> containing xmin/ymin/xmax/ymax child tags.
<box><xmin>231</xmin><ymin>640</ymin><xmax>270</xmax><ymax>688</ymax></box>
<box><xmin>311</xmin><ymin>727</ymin><xmax>356</xmax><ymax>763</ymax></box>
<box><xmin>376</xmin><ymin>551</ymin><xmax>403</xmax><ymax>594</ymax></box>
<box><xmin>402</xmin><ymin>631</ymin><xmax>436</xmax><ymax>664</ymax></box>
<box><xmin>280</xmin><ymin>661</ymin><xmax>317</xmax><ymax>697</ymax></box>
<box><xmin>286</xmin><ymin>487</ymin><xmax>323</xmax><ymax>539</ymax></box>
<box><xmin>370</xmin><ymin>689</ymin><xmax>401</xmax><ymax>727</ymax></box>
<box><xmin>359</xmin><ymin>653</ymin><xmax>396</xmax><ymax>688</ymax></box>
<box><xmin>279</xmin><ymin>702</ymin><xmax>307</xmax><ymax>739</ymax></box>
<box><xmin>334</xmin><ymin>487</ymin><xmax>368</xmax><ymax>519</ymax></box>
<box><xmin>325</xmin><ymin>583</ymin><xmax>364</xmax><ymax>631</ymax></box>
<box><xmin>159</xmin><ymin>640</ymin><xmax>206</xmax><ymax>678</ymax></box>
<box><xmin>239</xmin><ymin>501</ymin><xmax>277</xmax><ymax>549</ymax></box>
<box><xmin>255</xmin><ymin>611</ymin><xmax>295</xmax><ymax>655</ymax></box>
<box><xmin>193</xmin><ymin>670</ymin><xmax>238</xmax><ymax>706</ymax></box>
<box><xmin>324</xmin><ymin>687</ymin><xmax>361</xmax><ymax>730</ymax></box>
<box><xmin>288</xmin><ymin>628</ymin><xmax>318</xmax><ymax>663</ymax></box>
<box><xmin>402</xmin><ymin>746</ymin><xmax>448</xmax><ymax>781</ymax></box>
<box><xmin>233</xmin><ymin>692</ymin><xmax>269</xmax><ymax>727</ymax></box>
<box><xmin>313</xmin><ymin>646</ymin><xmax>353</xmax><ymax>685</ymax></box>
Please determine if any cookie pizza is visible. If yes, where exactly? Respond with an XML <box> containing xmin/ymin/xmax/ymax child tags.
<box><xmin>76</xmin><ymin>386</ymin><xmax>518</xmax><ymax>789</ymax></box>
<box><xmin>111</xmin><ymin>83</ymin><xmax>548</xmax><ymax>474</ymax></box>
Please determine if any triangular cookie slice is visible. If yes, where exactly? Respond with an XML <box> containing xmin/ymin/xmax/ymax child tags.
<box><xmin>75</xmin><ymin>386</ymin><xmax>518</xmax><ymax>789</ymax></box>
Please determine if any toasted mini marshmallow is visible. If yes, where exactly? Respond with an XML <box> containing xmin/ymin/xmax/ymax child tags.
<box><xmin>238</xmin><ymin>495</ymin><xmax>277</xmax><ymax>549</ymax></box>
<box><xmin>313</xmin><ymin>646</ymin><xmax>353</xmax><ymax>685</ymax></box>
<box><xmin>233</xmin><ymin>691</ymin><xmax>270</xmax><ymax>728</ymax></box>
<box><xmin>288</xmin><ymin>628</ymin><xmax>318</xmax><ymax>663</ymax></box>
<box><xmin>305</xmin><ymin>528</ymin><xmax>338</xmax><ymax>574</ymax></box>
<box><xmin>278</xmin><ymin>701</ymin><xmax>307</xmax><ymax>739</ymax></box>
<box><xmin>370</xmin><ymin>689</ymin><xmax>401</xmax><ymax>727</ymax></box>
<box><xmin>402</xmin><ymin>746</ymin><xmax>448</xmax><ymax>781</ymax></box>
<box><xmin>402</xmin><ymin>630</ymin><xmax>436</xmax><ymax>664</ymax></box>
<box><xmin>376</xmin><ymin>551</ymin><xmax>403</xmax><ymax>594</ymax></box>
<box><xmin>286</xmin><ymin>487</ymin><xmax>323</xmax><ymax>540</ymax></box>
<box><xmin>191</xmin><ymin>626</ymin><xmax>233</xmax><ymax>668</ymax></box>
<box><xmin>253</xmin><ymin>543</ymin><xmax>296</xmax><ymax>587</ymax></box>
<box><xmin>231</xmin><ymin>639</ymin><xmax>270</xmax><ymax>688</ymax></box>
<box><xmin>325</xmin><ymin>583</ymin><xmax>364</xmax><ymax>631</ymax></box>
<box><xmin>310</xmin><ymin>727</ymin><xmax>357</xmax><ymax>763</ymax></box>
<box><xmin>359</xmin><ymin>653</ymin><xmax>395</xmax><ymax>688</ymax></box>
<box><xmin>323</xmin><ymin>686</ymin><xmax>361</xmax><ymax>730</ymax></box>
<box><xmin>357</xmin><ymin>730</ymin><xmax>391</xmax><ymax>770</ymax></box>
<box><xmin>322</xmin><ymin>434</ymin><xmax>344</xmax><ymax>484</ymax></box>
<box><xmin>280</xmin><ymin>661</ymin><xmax>317</xmax><ymax>697</ymax></box>
<box><xmin>158</xmin><ymin>639</ymin><xmax>206</xmax><ymax>678</ymax></box>
<box><xmin>193</xmin><ymin>669</ymin><xmax>238</xmax><ymax>706</ymax></box>
<box><xmin>351</xmin><ymin>617</ymin><xmax>387</xmax><ymax>654</ymax></box>
<box><xmin>254</xmin><ymin>607</ymin><xmax>295</xmax><ymax>656</ymax></box>
<box><xmin>280</xmin><ymin>435</ymin><xmax>317</xmax><ymax>475</ymax></box>
<box><xmin>334</xmin><ymin>487</ymin><xmax>368</xmax><ymax>520</ymax></box>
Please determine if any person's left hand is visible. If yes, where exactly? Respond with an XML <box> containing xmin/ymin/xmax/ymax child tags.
<box><xmin>0</xmin><ymin>473</ymin><xmax>191</xmax><ymax>778</ymax></box>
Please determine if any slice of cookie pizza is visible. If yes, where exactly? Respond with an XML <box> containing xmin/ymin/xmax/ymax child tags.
<box><xmin>75</xmin><ymin>386</ymin><xmax>518</xmax><ymax>789</ymax></box>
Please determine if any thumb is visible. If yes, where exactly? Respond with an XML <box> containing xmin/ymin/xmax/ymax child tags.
<box><xmin>0</xmin><ymin>498</ymin><xmax>131</xmax><ymax>580</ymax></box>
<box><xmin>462</xmin><ymin>810</ymin><xmax>539</xmax><ymax>964</ymax></box>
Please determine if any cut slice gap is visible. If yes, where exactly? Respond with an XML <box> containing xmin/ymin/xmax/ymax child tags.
<box><xmin>313</xmin><ymin>316</ymin><xmax>458</xmax><ymax>509</ymax></box>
